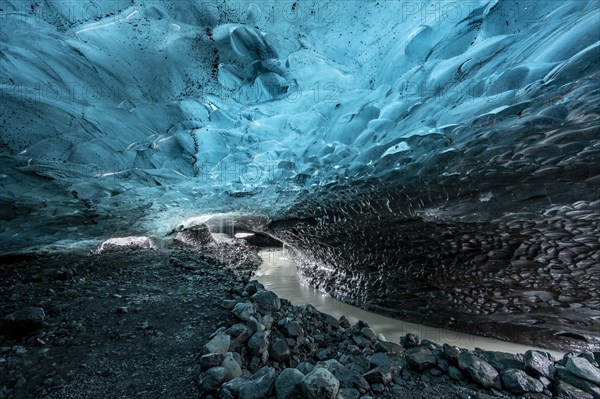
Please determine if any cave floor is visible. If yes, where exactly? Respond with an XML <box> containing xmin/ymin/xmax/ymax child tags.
<box><xmin>0</xmin><ymin>249</ymin><xmax>254</xmax><ymax>399</ymax></box>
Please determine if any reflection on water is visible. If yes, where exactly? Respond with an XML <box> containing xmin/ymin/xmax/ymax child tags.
<box><xmin>255</xmin><ymin>249</ymin><xmax>563</xmax><ymax>358</ymax></box>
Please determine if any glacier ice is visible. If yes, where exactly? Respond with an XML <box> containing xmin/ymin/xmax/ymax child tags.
<box><xmin>1</xmin><ymin>0</ymin><xmax>599</xmax><ymax>348</ymax></box>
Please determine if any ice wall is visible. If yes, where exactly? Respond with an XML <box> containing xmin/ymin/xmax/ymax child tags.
<box><xmin>1</xmin><ymin>0</ymin><xmax>599</xmax><ymax>252</ymax></box>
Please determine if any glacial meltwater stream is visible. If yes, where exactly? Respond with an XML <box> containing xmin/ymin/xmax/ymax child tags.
<box><xmin>255</xmin><ymin>249</ymin><xmax>564</xmax><ymax>358</ymax></box>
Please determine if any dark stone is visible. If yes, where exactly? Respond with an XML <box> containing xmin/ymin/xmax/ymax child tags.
<box><xmin>501</xmin><ymin>368</ymin><xmax>544</xmax><ymax>394</ymax></box>
<box><xmin>363</xmin><ymin>366</ymin><xmax>393</xmax><ymax>385</ymax></box>
<box><xmin>201</xmin><ymin>353</ymin><xmax>225</xmax><ymax>370</ymax></box>
<box><xmin>524</xmin><ymin>350</ymin><xmax>555</xmax><ymax>379</ymax></box>
<box><xmin>248</xmin><ymin>331</ymin><xmax>270</xmax><ymax>356</ymax></box>
<box><xmin>232</xmin><ymin>302</ymin><xmax>256</xmax><ymax>321</ymax></box>
<box><xmin>566</xmin><ymin>357</ymin><xmax>600</xmax><ymax>385</ymax></box>
<box><xmin>448</xmin><ymin>365</ymin><xmax>465</xmax><ymax>381</ymax></box>
<box><xmin>458</xmin><ymin>352</ymin><xmax>501</xmax><ymax>389</ymax></box>
<box><xmin>239</xmin><ymin>366</ymin><xmax>277</xmax><ymax>399</ymax></box>
<box><xmin>400</xmin><ymin>333</ymin><xmax>419</xmax><ymax>349</ymax></box>
<box><xmin>370</xmin><ymin>352</ymin><xmax>391</xmax><ymax>369</ymax></box>
<box><xmin>405</xmin><ymin>347</ymin><xmax>437</xmax><ymax>371</ymax></box>
<box><xmin>336</xmin><ymin>387</ymin><xmax>359</xmax><ymax>399</ymax></box>
<box><xmin>443</xmin><ymin>344</ymin><xmax>464</xmax><ymax>362</ymax></box>
<box><xmin>202</xmin><ymin>333</ymin><xmax>231</xmax><ymax>355</ymax></box>
<box><xmin>275</xmin><ymin>368</ymin><xmax>304</xmax><ymax>399</ymax></box>
<box><xmin>556</xmin><ymin>366</ymin><xmax>600</xmax><ymax>398</ymax></box>
<box><xmin>270</xmin><ymin>339</ymin><xmax>291</xmax><ymax>363</ymax></box>
<box><xmin>320</xmin><ymin>359</ymin><xmax>370</xmax><ymax>392</ymax></box>
<box><xmin>478</xmin><ymin>350</ymin><xmax>524</xmax><ymax>371</ymax></box>
<box><xmin>555</xmin><ymin>380</ymin><xmax>594</xmax><ymax>399</ymax></box>
<box><xmin>1</xmin><ymin>307</ymin><xmax>45</xmax><ymax>333</ymax></box>
<box><xmin>301</xmin><ymin>367</ymin><xmax>340</xmax><ymax>399</ymax></box>
<box><xmin>252</xmin><ymin>290</ymin><xmax>281</xmax><ymax>313</ymax></box>
<box><xmin>375</xmin><ymin>341</ymin><xmax>403</xmax><ymax>354</ymax></box>
<box><xmin>199</xmin><ymin>367</ymin><xmax>227</xmax><ymax>392</ymax></box>
<box><xmin>283</xmin><ymin>320</ymin><xmax>304</xmax><ymax>337</ymax></box>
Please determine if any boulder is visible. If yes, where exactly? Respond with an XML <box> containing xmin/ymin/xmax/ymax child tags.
<box><xmin>524</xmin><ymin>350</ymin><xmax>555</xmax><ymax>378</ymax></box>
<box><xmin>405</xmin><ymin>347</ymin><xmax>437</xmax><ymax>371</ymax></box>
<box><xmin>232</xmin><ymin>302</ymin><xmax>256</xmax><ymax>321</ymax></box>
<box><xmin>221</xmin><ymin>352</ymin><xmax>243</xmax><ymax>381</ymax></box>
<box><xmin>458</xmin><ymin>352</ymin><xmax>501</xmax><ymax>389</ymax></box>
<box><xmin>566</xmin><ymin>357</ymin><xmax>600</xmax><ymax>385</ymax></box>
<box><xmin>199</xmin><ymin>367</ymin><xmax>227</xmax><ymax>392</ymax></box>
<box><xmin>555</xmin><ymin>380</ymin><xmax>594</xmax><ymax>399</ymax></box>
<box><xmin>248</xmin><ymin>331</ymin><xmax>270</xmax><ymax>357</ymax></box>
<box><xmin>302</xmin><ymin>367</ymin><xmax>340</xmax><ymax>399</ymax></box>
<box><xmin>275</xmin><ymin>368</ymin><xmax>304</xmax><ymax>399</ymax></box>
<box><xmin>283</xmin><ymin>320</ymin><xmax>304</xmax><ymax>337</ymax></box>
<box><xmin>239</xmin><ymin>367</ymin><xmax>277</xmax><ymax>399</ymax></box>
<box><xmin>202</xmin><ymin>333</ymin><xmax>231</xmax><ymax>355</ymax></box>
<box><xmin>270</xmin><ymin>339</ymin><xmax>291</xmax><ymax>363</ymax></box>
<box><xmin>252</xmin><ymin>290</ymin><xmax>281</xmax><ymax>313</ymax></box>
<box><xmin>478</xmin><ymin>350</ymin><xmax>524</xmax><ymax>371</ymax></box>
<box><xmin>400</xmin><ymin>333</ymin><xmax>419</xmax><ymax>349</ymax></box>
<box><xmin>501</xmin><ymin>369</ymin><xmax>544</xmax><ymax>394</ymax></box>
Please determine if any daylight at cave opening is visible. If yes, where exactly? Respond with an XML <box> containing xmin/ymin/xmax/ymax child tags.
<box><xmin>1</xmin><ymin>0</ymin><xmax>599</xmax><ymax>398</ymax></box>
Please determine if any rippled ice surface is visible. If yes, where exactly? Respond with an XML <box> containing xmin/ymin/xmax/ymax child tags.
<box><xmin>255</xmin><ymin>249</ymin><xmax>563</xmax><ymax>358</ymax></box>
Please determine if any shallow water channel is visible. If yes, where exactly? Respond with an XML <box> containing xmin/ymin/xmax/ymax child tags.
<box><xmin>255</xmin><ymin>249</ymin><xmax>563</xmax><ymax>358</ymax></box>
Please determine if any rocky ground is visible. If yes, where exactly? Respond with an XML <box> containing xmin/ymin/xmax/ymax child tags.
<box><xmin>1</xmin><ymin>236</ymin><xmax>599</xmax><ymax>399</ymax></box>
<box><xmin>198</xmin><ymin>279</ymin><xmax>600</xmax><ymax>399</ymax></box>
<box><xmin>0</xmin><ymin>236</ymin><xmax>259</xmax><ymax>399</ymax></box>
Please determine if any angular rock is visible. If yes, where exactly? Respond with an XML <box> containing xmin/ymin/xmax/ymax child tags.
<box><xmin>405</xmin><ymin>347</ymin><xmax>437</xmax><ymax>371</ymax></box>
<box><xmin>501</xmin><ymin>368</ymin><xmax>544</xmax><ymax>394</ymax></box>
<box><xmin>361</xmin><ymin>327</ymin><xmax>377</xmax><ymax>343</ymax></box>
<box><xmin>226</xmin><ymin>323</ymin><xmax>253</xmax><ymax>352</ymax></box>
<box><xmin>566</xmin><ymin>357</ymin><xmax>600</xmax><ymax>385</ymax></box>
<box><xmin>320</xmin><ymin>359</ymin><xmax>370</xmax><ymax>392</ymax></box>
<box><xmin>448</xmin><ymin>365</ymin><xmax>465</xmax><ymax>381</ymax></box>
<box><xmin>200</xmin><ymin>353</ymin><xmax>225</xmax><ymax>370</ymax></box>
<box><xmin>302</xmin><ymin>367</ymin><xmax>340</xmax><ymax>399</ymax></box>
<box><xmin>555</xmin><ymin>380</ymin><xmax>594</xmax><ymax>399</ymax></box>
<box><xmin>283</xmin><ymin>320</ymin><xmax>304</xmax><ymax>337</ymax></box>
<box><xmin>363</xmin><ymin>366</ymin><xmax>393</xmax><ymax>385</ymax></box>
<box><xmin>375</xmin><ymin>340</ymin><xmax>403</xmax><ymax>354</ymax></box>
<box><xmin>337</xmin><ymin>387</ymin><xmax>360</xmax><ymax>399</ymax></box>
<box><xmin>557</xmin><ymin>366</ymin><xmax>600</xmax><ymax>398</ymax></box>
<box><xmin>203</xmin><ymin>333</ymin><xmax>231</xmax><ymax>355</ymax></box>
<box><xmin>232</xmin><ymin>302</ymin><xmax>256</xmax><ymax>321</ymax></box>
<box><xmin>478</xmin><ymin>350</ymin><xmax>524</xmax><ymax>371</ymax></box>
<box><xmin>524</xmin><ymin>350</ymin><xmax>555</xmax><ymax>378</ymax></box>
<box><xmin>218</xmin><ymin>377</ymin><xmax>247</xmax><ymax>399</ymax></box>
<box><xmin>270</xmin><ymin>339</ymin><xmax>291</xmax><ymax>363</ymax></box>
<box><xmin>275</xmin><ymin>368</ymin><xmax>304</xmax><ymax>399</ymax></box>
<box><xmin>297</xmin><ymin>362</ymin><xmax>315</xmax><ymax>375</ymax></box>
<box><xmin>458</xmin><ymin>352</ymin><xmax>501</xmax><ymax>389</ymax></box>
<box><xmin>239</xmin><ymin>366</ymin><xmax>277</xmax><ymax>399</ymax></box>
<box><xmin>200</xmin><ymin>366</ymin><xmax>227</xmax><ymax>392</ymax></box>
<box><xmin>370</xmin><ymin>352</ymin><xmax>391</xmax><ymax>369</ymax></box>
<box><xmin>221</xmin><ymin>352</ymin><xmax>242</xmax><ymax>381</ymax></box>
<box><xmin>252</xmin><ymin>290</ymin><xmax>281</xmax><ymax>313</ymax></box>
<box><xmin>248</xmin><ymin>331</ymin><xmax>270</xmax><ymax>357</ymax></box>
<box><xmin>400</xmin><ymin>333</ymin><xmax>420</xmax><ymax>349</ymax></box>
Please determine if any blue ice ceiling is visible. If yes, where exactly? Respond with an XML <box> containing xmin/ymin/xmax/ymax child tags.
<box><xmin>1</xmin><ymin>0</ymin><xmax>599</xmax><ymax>252</ymax></box>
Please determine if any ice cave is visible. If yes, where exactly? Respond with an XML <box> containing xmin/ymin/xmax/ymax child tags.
<box><xmin>1</xmin><ymin>1</ymin><xmax>599</xmax><ymax>398</ymax></box>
